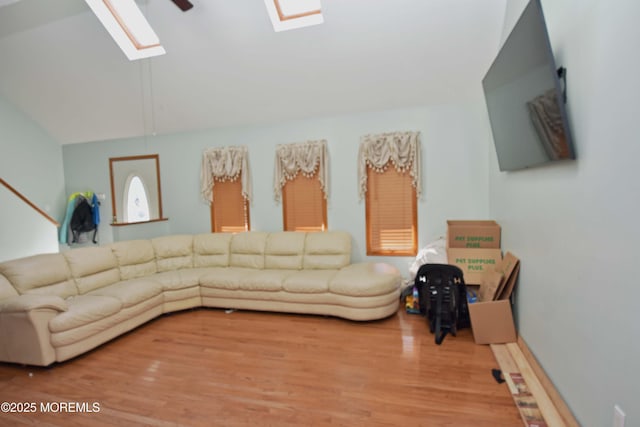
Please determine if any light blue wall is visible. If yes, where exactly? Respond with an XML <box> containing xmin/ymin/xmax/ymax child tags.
<box><xmin>63</xmin><ymin>101</ymin><xmax>492</xmax><ymax>275</ymax></box>
<box><xmin>0</xmin><ymin>96</ymin><xmax>66</xmax><ymax>220</ymax></box>
<box><xmin>489</xmin><ymin>0</ymin><xmax>640</xmax><ymax>425</ymax></box>
<box><xmin>0</xmin><ymin>96</ymin><xmax>65</xmax><ymax>259</ymax></box>
<box><xmin>0</xmin><ymin>185</ymin><xmax>59</xmax><ymax>262</ymax></box>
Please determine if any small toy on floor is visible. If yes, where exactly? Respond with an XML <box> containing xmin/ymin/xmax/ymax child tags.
<box><xmin>405</xmin><ymin>285</ymin><xmax>421</xmax><ymax>314</ymax></box>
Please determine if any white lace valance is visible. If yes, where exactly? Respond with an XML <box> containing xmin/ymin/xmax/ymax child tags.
<box><xmin>358</xmin><ymin>131</ymin><xmax>421</xmax><ymax>200</ymax></box>
<box><xmin>200</xmin><ymin>146</ymin><xmax>251</xmax><ymax>204</ymax></box>
<box><xmin>273</xmin><ymin>140</ymin><xmax>329</xmax><ymax>203</ymax></box>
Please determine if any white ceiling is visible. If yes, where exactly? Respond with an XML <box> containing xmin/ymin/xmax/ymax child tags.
<box><xmin>0</xmin><ymin>0</ymin><xmax>507</xmax><ymax>145</ymax></box>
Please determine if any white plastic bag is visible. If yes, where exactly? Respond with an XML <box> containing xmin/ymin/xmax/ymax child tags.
<box><xmin>408</xmin><ymin>237</ymin><xmax>448</xmax><ymax>282</ymax></box>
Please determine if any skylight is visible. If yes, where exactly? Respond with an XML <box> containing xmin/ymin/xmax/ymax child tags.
<box><xmin>85</xmin><ymin>0</ymin><xmax>166</xmax><ymax>60</ymax></box>
<box><xmin>263</xmin><ymin>0</ymin><xmax>323</xmax><ymax>32</ymax></box>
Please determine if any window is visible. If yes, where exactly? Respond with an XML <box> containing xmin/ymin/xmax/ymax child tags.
<box><xmin>201</xmin><ymin>145</ymin><xmax>251</xmax><ymax>233</ymax></box>
<box><xmin>263</xmin><ymin>0</ymin><xmax>324</xmax><ymax>32</ymax></box>
<box><xmin>365</xmin><ymin>164</ymin><xmax>418</xmax><ymax>256</ymax></box>
<box><xmin>359</xmin><ymin>131</ymin><xmax>421</xmax><ymax>256</ymax></box>
<box><xmin>274</xmin><ymin>140</ymin><xmax>329</xmax><ymax>232</ymax></box>
<box><xmin>125</xmin><ymin>175</ymin><xmax>151</xmax><ymax>223</ymax></box>
<box><xmin>210</xmin><ymin>178</ymin><xmax>250</xmax><ymax>233</ymax></box>
<box><xmin>282</xmin><ymin>169</ymin><xmax>327</xmax><ymax>232</ymax></box>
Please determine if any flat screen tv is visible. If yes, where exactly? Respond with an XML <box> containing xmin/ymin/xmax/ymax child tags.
<box><xmin>482</xmin><ymin>0</ymin><xmax>575</xmax><ymax>171</ymax></box>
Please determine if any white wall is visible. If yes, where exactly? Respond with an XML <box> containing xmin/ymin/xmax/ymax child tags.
<box><xmin>0</xmin><ymin>96</ymin><xmax>66</xmax><ymax>260</ymax></box>
<box><xmin>63</xmin><ymin>101</ymin><xmax>492</xmax><ymax>275</ymax></box>
<box><xmin>489</xmin><ymin>0</ymin><xmax>640</xmax><ymax>425</ymax></box>
<box><xmin>0</xmin><ymin>185</ymin><xmax>59</xmax><ymax>262</ymax></box>
<box><xmin>0</xmin><ymin>97</ymin><xmax>66</xmax><ymax>220</ymax></box>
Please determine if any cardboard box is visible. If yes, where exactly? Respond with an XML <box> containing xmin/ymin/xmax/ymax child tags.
<box><xmin>498</xmin><ymin>260</ymin><xmax>520</xmax><ymax>301</ymax></box>
<box><xmin>446</xmin><ymin>248</ymin><xmax>502</xmax><ymax>285</ymax></box>
<box><xmin>478</xmin><ymin>252</ymin><xmax>520</xmax><ymax>301</ymax></box>
<box><xmin>468</xmin><ymin>252</ymin><xmax>520</xmax><ymax>345</ymax></box>
<box><xmin>447</xmin><ymin>220</ymin><xmax>501</xmax><ymax>249</ymax></box>
<box><xmin>468</xmin><ymin>299</ymin><xmax>517</xmax><ymax>344</ymax></box>
<box><xmin>478</xmin><ymin>271</ymin><xmax>503</xmax><ymax>302</ymax></box>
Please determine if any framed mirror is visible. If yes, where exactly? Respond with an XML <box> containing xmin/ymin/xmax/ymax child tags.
<box><xmin>109</xmin><ymin>154</ymin><xmax>167</xmax><ymax>225</ymax></box>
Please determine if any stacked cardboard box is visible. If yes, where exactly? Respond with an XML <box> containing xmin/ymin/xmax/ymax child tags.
<box><xmin>445</xmin><ymin>220</ymin><xmax>520</xmax><ymax>344</ymax></box>
<box><xmin>446</xmin><ymin>220</ymin><xmax>502</xmax><ymax>285</ymax></box>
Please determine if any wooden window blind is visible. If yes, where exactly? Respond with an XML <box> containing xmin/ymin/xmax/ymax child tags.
<box><xmin>210</xmin><ymin>178</ymin><xmax>250</xmax><ymax>233</ymax></box>
<box><xmin>282</xmin><ymin>170</ymin><xmax>327</xmax><ymax>232</ymax></box>
<box><xmin>365</xmin><ymin>165</ymin><xmax>417</xmax><ymax>255</ymax></box>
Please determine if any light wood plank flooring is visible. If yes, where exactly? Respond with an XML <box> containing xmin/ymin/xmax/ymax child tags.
<box><xmin>0</xmin><ymin>308</ymin><xmax>522</xmax><ymax>426</ymax></box>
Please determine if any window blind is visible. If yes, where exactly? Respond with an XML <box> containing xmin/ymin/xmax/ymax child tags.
<box><xmin>283</xmin><ymin>170</ymin><xmax>327</xmax><ymax>232</ymax></box>
<box><xmin>211</xmin><ymin>179</ymin><xmax>250</xmax><ymax>233</ymax></box>
<box><xmin>365</xmin><ymin>165</ymin><xmax>417</xmax><ymax>255</ymax></box>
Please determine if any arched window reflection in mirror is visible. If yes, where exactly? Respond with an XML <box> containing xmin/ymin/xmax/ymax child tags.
<box><xmin>109</xmin><ymin>154</ymin><xmax>167</xmax><ymax>225</ymax></box>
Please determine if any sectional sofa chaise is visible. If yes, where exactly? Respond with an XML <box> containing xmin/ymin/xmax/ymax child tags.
<box><xmin>0</xmin><ymin>231</ymin><xmax>401</xmax><ymax>366</ymax></box>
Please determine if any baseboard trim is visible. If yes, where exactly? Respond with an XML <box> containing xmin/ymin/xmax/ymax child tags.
<box><xmin>517</xmin><ymin>336</ymin><xmax>580</xmax><ymax>427</ymax></box>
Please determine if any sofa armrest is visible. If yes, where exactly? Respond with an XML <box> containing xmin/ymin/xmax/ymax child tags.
<box><xmin>0</xmin><ymin>294</ymin><xmax>68</xmax><ymax>313</ymax></box>
<box><xmin>0</xmin><ymin>295</ymin><xmax>66</xmax><ymax>366</ymax></box>
<box><xmin>330</xmin><ymin>262</ymin><xmax>402</xmax><ymax>297</ymax></box>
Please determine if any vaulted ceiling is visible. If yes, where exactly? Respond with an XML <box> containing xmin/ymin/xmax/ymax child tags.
<box><xmin>0</xmin><ymin>0</ymin><xmax>507</xmax><ymax>144</ymax></box>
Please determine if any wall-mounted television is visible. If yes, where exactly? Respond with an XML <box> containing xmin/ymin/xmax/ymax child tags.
<box><xmin>482</xmin><ymin>0</ymin><xmax>575</xmax><ymax>172</ymax></box>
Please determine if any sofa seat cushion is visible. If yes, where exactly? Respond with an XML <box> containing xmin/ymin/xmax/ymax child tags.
<box><xmin>49</xmin><ymin>295</ymin><xmax>122</xmax><ymax>333</ymax></box>
<box><xmin>152</xmin><ymin>269</ymin><xmax>206</xmax><ymax>291</ymax></box>
<box><xmin>329</xmin><ymin>263</ymin><xmax>401</xmax><ymax>297</ymax></box>
<box><xmin>50</xmin><ymin>297</ymin><xmax>162</xmax><ymax>349</ymax></box>
<box><xmin>199</xmin><ymin>268</ymin><xmax>292</xmax><ymax>292</ymax></box>
<box><xmin>88</xmin><ymin>279</ymin><xmax>162</xmax><ymax>308</ymax></box>
<box><xmin>238</xmin><ymin>270</ymin><xmax>293</xmax><ymax>291</ymax></box>
<box><xmin>149</xmin><ymin>271</ymin><xmax>181</xmax><ymax>291</ymax></box>
<box><xmin>282</xmin><ymin>270</ymin><xmax>337</xmax><ymax>293</ymax></box>
<box><xmin>177</xmin><ymin>269</ymin><xmax>208</xmax><ymax>287</ymax></box>
<box><xmin>199</xmin><ymin>268</ymin><xmax>253</xmax><ymax>290</ymax></box>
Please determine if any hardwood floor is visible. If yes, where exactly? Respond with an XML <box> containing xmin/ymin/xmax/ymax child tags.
<box><xmin>0</xmin><ymin>308</ymin><xmax>522</xmax><ymax>426</ymax></box>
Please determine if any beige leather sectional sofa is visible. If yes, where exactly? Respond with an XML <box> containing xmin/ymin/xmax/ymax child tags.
<box><xmin>0</xmin><ymin>231</ymin><xmax>401</xmax><ymax>366</ymax></box>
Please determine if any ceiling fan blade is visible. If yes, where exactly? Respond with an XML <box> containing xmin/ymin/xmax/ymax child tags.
<box><xmin>171</xmin><ymin>0</ymin><xmax>193</xmax><ymax>12</ymax></box>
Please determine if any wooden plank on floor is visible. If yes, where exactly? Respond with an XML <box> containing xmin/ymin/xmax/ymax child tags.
<box><xmin>491</xmin><ymin>343</ymin><xmax>560</xmax><ymax>427</ymax></box>
<box><xmin>507</xmin><ymin>343</ymin><xmax>566</xmax><ymax>427</ymax></box>
<box><xmin>517</xmin><ymin>337</ymin><xmax>580</xmax><ymax>427</ymax></box>
<box><xmin>491</xmin><ymin>343</ymin><xmax>519</xmax><ymax>395</ymax></box>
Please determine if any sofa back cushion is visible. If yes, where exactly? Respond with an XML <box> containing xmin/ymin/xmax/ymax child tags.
<box><xmin>230</xmin><ymin>232</ymin><xmax>268</xmax><ymax>269</ymax></box>
<box><xmin>111</xmin><ymin>240</ymin><xmax>157</xmax><ymax>280</ymax></box>
<box><xmin>0</xmin><ymin>273</ymin><xmax>18</xmax><ymax>300</ymax></box>
<box><xmin>152</xmin><ymin>235</ymin><xmax>194</xmax><ymax>272</ymax></box>
<box><xmin>265</xmin><ymin>232</ymin><xmax>305</xmax><ymax>270</ymax></box>
<box><xmin>303</xmin><ymin>231</ymin><xmax>351</xmax><ymax>269</ymax></box>
<box><xmin>63</xmin><ymin>246</ymin><xmax>121</xmax><ymax>294</ymax></box>
<box><xmin>193</xmin><ymin>233</ymin><xmax>232</xmax><ymax>268</ymax></box>
<box><xmin>0</xmin><ymin>253</ymin><xmax>77</xmax><ymax>298</ymax></box>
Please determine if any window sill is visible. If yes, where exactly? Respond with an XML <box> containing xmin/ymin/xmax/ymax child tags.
<box><xmin>110</xmin><ymin>217</ymin><xmax>169</xmax><ymax>227</ymax></box>
<box><xmin>367</xmin><ymin>250</ymin><xmax>417</xmax><ymax>257</ymax></box>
